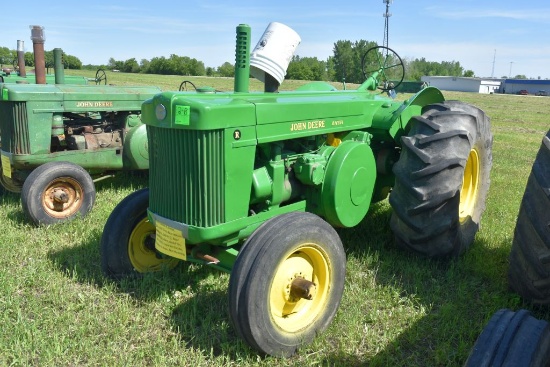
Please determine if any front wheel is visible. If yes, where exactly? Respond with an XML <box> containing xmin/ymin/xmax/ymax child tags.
<box><xmin>228</xmin><ymin>212</ymin><xmax>346</xmax><ymax>357</ymax></box>
<box><xmin>21</xmin><ymin>161</ymin><xmax>96</xmax><ymax>225</ymax></box>
<box><xmin>389</xmin><ymin>101</ymin><xmax>493</xmax><ymax>257</ymax></box>
<box><xmin>100</xmin><ymin>188</ymin><xmax>179</xmax><ymax>279</ymax></box>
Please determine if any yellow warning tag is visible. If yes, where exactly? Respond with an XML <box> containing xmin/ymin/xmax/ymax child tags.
<box><xmin>1</xmin><ymin>154</ymin><xmax>11</xmax><ymax>178</ymax></box>
<box><xmin>155</xmin><ymin>221</ymin><xmax>187</xmax><ymax>260</ymax></box>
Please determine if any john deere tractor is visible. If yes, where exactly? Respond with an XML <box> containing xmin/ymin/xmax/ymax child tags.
<box><xmin>0</xmin><ymin>26</ymin><xmax>162</xmax><ymax>225</ymax></box>
<box><xmin>101</xmin><ymin>23</ymin><xmax>493</xmax><ymax>357</ymax></box>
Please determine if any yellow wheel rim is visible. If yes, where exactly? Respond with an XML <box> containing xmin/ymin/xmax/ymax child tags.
<box><xmin>128</xmin><ymin>218</ymin><xmax>178</xmax><ymax>273</ymax></box>
<box><xmin>269</xmin><ymin>244</ymin><xmax>331</xmax><ymax>333</ymax></box>
<box><xmin>459</xmin><ymin>148</ymin><xmax>480</xmax><ymax>222</ymax></box>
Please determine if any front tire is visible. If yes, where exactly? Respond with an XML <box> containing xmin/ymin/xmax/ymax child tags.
<box><xmin>389</xmin><ymin>101</ymin><xmax>493</xmax><ymax>257</ymax></box>
<box><xmin>21</xmin><ymin>161</ymin><xmax>96</xmax><ymax>225</ymax></box>
<box><xmin>100</xmin><ymin>188</ymin><xmax>179</xmax><ymax>279</ymax></box>
<box><xmin>228</xmin><ymin>212</ymin><xmax>346</xmax><ymax>357</ymax></box>
<box><xmin>508</xmin><ymin>130</ymin><xmax>550</xmax><ymax>303</ymax></box>
<box><xmin>465</xmin><ymin>309</ymin><xmax>550</xmax><ymax>367</ymax></box>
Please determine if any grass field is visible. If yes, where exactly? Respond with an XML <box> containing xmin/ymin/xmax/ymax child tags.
<box><xmin>1</xmin><ymin>71</ymin><xmax>549</xmax><ymax>366</ymax></box>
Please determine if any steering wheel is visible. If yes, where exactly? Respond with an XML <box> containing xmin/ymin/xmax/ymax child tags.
<box><xmin>95</xmin><ymin>69</ymin><xmax>107</xmax><ymax>85</ymax></box>
<box><xmin>361</xmin><ymin>46</ymin><xmax>404</xmax><ymax>92</ymax></box>
<box><xmin>179</xmin><ymin>80</ymin><xmax>197</xmax><ymax>91</ymax></box>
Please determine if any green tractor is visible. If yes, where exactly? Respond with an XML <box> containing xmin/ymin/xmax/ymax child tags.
<box><xmin>101</xmin><ymin>23</ymin><xmax>493</xmax><ymax>357</ymax></box>
<box><xmin>0</xmin><ymin>28</ymin><xmax>162</xmax><ymax>225</ymax></box>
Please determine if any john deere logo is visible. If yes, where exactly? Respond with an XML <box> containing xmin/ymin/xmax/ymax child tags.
<box><xmin>234</xmin><ymin>130</ymin><xmax>241</xmax><ymax>140</ymax></box>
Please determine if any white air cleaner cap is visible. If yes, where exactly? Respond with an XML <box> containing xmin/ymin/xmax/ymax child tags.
<box><xmin>250</xmin><ymin>22</ymin><xmax>301</xmax><ymax>85</ymax></box>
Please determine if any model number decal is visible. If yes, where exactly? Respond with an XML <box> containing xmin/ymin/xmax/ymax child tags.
<box><xmin>75</xmin><ymin>101</ymin><xmax>114</xmax><ymax>108</ymax></box>
<box><xmin>290</xmin><ymin>120</ymin><xmax>325</xmax><ymax>132</ymax></box>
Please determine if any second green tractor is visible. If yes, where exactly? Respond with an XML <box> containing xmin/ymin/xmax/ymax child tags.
<box><xmin>101</xmin><ymin>23</ymin><xmax>493</xmax><ymax>357</ymax></box>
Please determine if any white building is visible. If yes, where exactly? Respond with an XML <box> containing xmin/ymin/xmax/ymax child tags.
<box><xmin>421</xmin><ymin>76</ymin><xmax>502</xmax><ymax>94</ymax></box>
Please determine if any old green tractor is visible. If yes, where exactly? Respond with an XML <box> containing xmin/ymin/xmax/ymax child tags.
<box><xmin>101</xmin><ymin>23</ymin><xmax>493</xmax><ymax>357</ymax></box>
<box><xmin>0</xmin><ymin>32</ymin><xmax>162</xmax><ymax>225</ymax></box>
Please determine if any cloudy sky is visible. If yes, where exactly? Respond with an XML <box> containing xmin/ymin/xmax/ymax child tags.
<box><xmin>3</xmin><ymin>0</ymin><xmax>549</xmax><ymax>79</ymax></box>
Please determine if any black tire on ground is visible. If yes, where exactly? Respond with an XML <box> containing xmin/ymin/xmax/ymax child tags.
<box><xmin>100</xmin><ymin>188</ymin><xmax>179</xmax><ymax>279</ymax></box>
<box><xmin>389</xmin><ymin>101</ymin><xmax>493</xmax><ymax>257</ymax></box>
<box><xmin>0</xmin><ymin>173</ymin><xmax>22</xmax><ymax>193</ymax></box>
<box><xmin>508</xmin><ymin>130</ymin><xmax>550</xmax><ymax>303</ymax></box>
<box><xmin>228</xmin><ymin>212</ymin><xmax>346</xmax><ymax>357</ymax></box>
<box><xmin>0</xmin><ymin>160</ymin><xmax>23</xmax><ymax>193</ymax></box>
<box><xmin>465</xmin><ymin>309</ymin><xmax>550</xmax><ymax>367</ymax></box>
<box><xmin>21</xmin><ymin>161</ymin><xmax>96</xmax><ymax>225</ymax></box>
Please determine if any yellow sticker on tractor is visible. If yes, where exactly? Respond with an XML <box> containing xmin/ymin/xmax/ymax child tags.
<box><xmin>155</xmin><ymin>221</ymin><xmax>187</xmax><ymax>260</ymax></box>
<box><xmin>1</xmin><ymin>154</ymin><xmax>11</xmax><ymax>178</ymax></box>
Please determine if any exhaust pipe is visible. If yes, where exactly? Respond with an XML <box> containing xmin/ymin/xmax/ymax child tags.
<box><xmin>30</xmin><ymin>25</ymin><xmax>46</xmax><ymax>84</ymax></box>
<box><xmin>53</xmin><ymin>48</ymin><xmax>65</xmax><ymax>84</ymax></box>
<box><xmin>17</xmin><ymin>40</ymin><xmax>26</xmax><ymax>77</ymax></box>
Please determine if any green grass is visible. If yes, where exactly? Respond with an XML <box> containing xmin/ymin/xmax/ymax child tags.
<box><xmin>1</xmin><ymin>77</ymin><xmax>550</xmax><ymax>366</ymax></box>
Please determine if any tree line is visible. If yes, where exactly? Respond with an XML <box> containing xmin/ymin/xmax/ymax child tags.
<box><xmin>0</xmin><ymin>46</ymin><xmax>82</xmax><ymax>70</ymax></box>
<box><xmin>1</xmin><ymin>41</ymin><xmax>527</xmax><ymax>81</ymax></box>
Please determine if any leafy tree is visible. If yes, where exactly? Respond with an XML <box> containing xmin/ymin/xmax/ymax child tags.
<box><xmin>332</xmin><ymin>40</ymin><xmax>377</xmax><ymax>83</ymax></box>
<box><xmin>0</xmin><ymin>47</ymin><xmax>14</xmax><ymax>67</ymax></box>
<box><xmin>122</xmin><ymin>58</ymin><xmax>140</xmax><ymax>73</ymax></box>
<box><xmin>286</xmin><ymin>56</ymin><xmax>328</xmax><ymax>81</ymax></box>
<box><xmin>463</xmin><ymin>69</ymin><xmax>475</xmax><ymax>77</ymax></box>
<box><xmin>24</xmin><ymin>52</ymin><xmax>34</xmax><ymax>67</ymax></box>
<box><xmin>139</xmin><ymin>59</ymin><xmax>150</xmax><ymax>73</ymax></box>
<box><xmin>217</xmin><ymin>62</ymin><xmax>234</xmax><ymax>77</ymax></box>
<box><xmin>107</xmin><ymin>57</ymin><xmax>124</xmax><ymax>71</ymax></box>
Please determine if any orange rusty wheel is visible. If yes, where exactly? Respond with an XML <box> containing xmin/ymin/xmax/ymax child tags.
<box><xmin>21</xmin><ymin>161</ymin><xmax>95</xmax><ymax>225</ymax></box>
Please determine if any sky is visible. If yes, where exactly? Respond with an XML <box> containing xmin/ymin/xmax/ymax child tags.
<box><xmin>3</xmin><ymin>0</ymin><xmax>550</xmax><ymax>79</ymax></box>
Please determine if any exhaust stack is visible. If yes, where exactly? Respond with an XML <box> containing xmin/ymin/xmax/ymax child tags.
<box><xmin>53</xmin><ymin>48</ymin><xmax>65</xmax><ymax>84</ymax></box>
<box><xmin>17</xmin><ymin>40</ymin><xmax>26</xmax><ymax>77</ymax></box>
<box><xmin>30</xmin><ymin>25</ymin><xmax>46</xmax><ymax>84</ymax></box>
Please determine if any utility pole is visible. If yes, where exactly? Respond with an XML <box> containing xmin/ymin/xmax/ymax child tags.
<box><xmin>491</xmin><ymin>49</ymin><xmax>496</xmax><ymax>78</ymax></box>
<box><xmin>382</xmin><ymin>0</ymin><xmax>393</xmax><ymax>49</ymax></box>
<box><xmin>509</xmin><ymin>61</ymin><xmax>514</xmax><ymax>78</ymax></box>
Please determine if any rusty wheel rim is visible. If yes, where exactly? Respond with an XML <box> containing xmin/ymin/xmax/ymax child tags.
<box><xmin>41</xmin><ymin>177</ymin><xmax>84</xmax><ymax>219</ymax></box>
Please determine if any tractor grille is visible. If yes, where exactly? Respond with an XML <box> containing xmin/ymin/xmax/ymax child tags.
<box><xmin>0</xmin><ymin>102</ymin><xmax>30</xmax><ymax>154</ymax></box>
<box><xmin>147</xmin><ymin>126</ymin><xmax>225</xmax><ymax>227</ymax></box>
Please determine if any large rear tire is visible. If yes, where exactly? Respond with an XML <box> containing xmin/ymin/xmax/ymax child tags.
<box><xmin>508</xmin><ymin>130</ymin><xmax>550</xmax><ymax>303</ymax></box>
<box><xmin>228</xmin><ymin>212</ymin><xmax>346</xmax><ymax>357</ymax></box>
<box><xmin>389</xmin><ymin>101</ymin><xmax>492</xmax><ymax>257</ymax></box>
<box><xmin>465</xmin><ymin>309</ymin><xmax>550</xmax><ymax>367</ymax></box>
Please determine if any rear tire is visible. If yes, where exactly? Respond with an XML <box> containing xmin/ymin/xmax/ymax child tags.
<box><xmin>508</xmin><ymin>130</ymin><xmax>550</xmax><ymax>303</ymax></box>
<box><xmin>389</xmin><ymin>101</ymin><xmax>492</xmax><ymax>257</ymax></box>
<box><xmin>465</xmin><ymin>309</ymin><xmax>550</xmax><ymax>367</ymax></box>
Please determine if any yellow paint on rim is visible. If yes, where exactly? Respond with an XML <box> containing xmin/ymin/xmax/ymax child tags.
<box><xmin>128</xmin><ymin>218</ymin><xmax>178</xmax><ymax>273</ymax></box>
<box><xmin>269</xmin><ymin>244</ymin><xmax>330</xmax><ymax>333</ymax></box>
<box><xmin>459</xmin><ymin>148</ymin><xmax>480</xmax><ymax>222</ymax></box>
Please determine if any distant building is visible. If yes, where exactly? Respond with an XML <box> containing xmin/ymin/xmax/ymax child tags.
<box><xmin>420</xmin><ymin>76</ymin><xmax>502</xmax><ymax>94</ymax></box>
<box><xmin>420</xmin><ymin>76</ymin><xmax>550</xmax><ymax>95</ymax></box>
<box><xmin>501</xmin><ymin>79</ymin><xmax>550</xmax><ymax>95</ymax></box>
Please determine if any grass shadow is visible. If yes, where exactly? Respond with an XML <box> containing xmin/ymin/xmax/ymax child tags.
<box><xmin>319</xmin><ymin>201</ymin><xmax>539</xmax><ymax>365</ymax></box>
<box><xmin>47</xmin><ymin>226</ymin><xmax>222</xmax><ymax>302</ymax></box>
